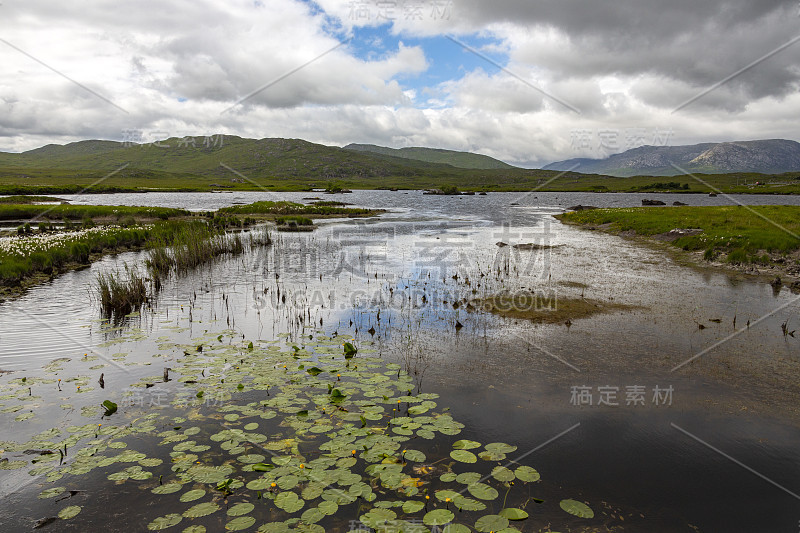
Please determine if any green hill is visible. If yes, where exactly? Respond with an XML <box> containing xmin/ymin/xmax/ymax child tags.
<box><xmin>344</xmin><ymin>143</ymin><xmax>515</xmax><ymax>170</ymax></box>
<box><xmin>1</xmin><ymin>135</ymin><xmax>799</xmax><ymax>194</ymax></box>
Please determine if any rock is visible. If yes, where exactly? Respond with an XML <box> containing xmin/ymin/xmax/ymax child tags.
<box><xmin>479</xmin><ymin>192</ymin><xmax>488</xmax><ymax>195</ymax></box>
<box><xmin>654</xmin><ymin>228</ymin><xmax>704</xmax><ymax>241</ymax></box>
<box><xmin>673</xmin><ymin>201</ymin><xmax>688</xmax><ymax>206</ymax></box>
<box><xmin>709</xmin><ymin>193</ymin><xmax>718</xmax><ymax>197</ymax></box>
<box><xmin>496</xmin><ymin>242</ymin><xmax>509</xmax><ymax>247</ymax></box>
<box><xmin>567</xmin><ymin>205</ymin><xmax>598</xmax><ymax>211</ymax></box>
<box><xmin>642</xmin><ymin>199</ymin><xmax>666</xmax><ymax>206</ymax></box>
<box><xmin>770</xmin><ymin>276</ymin><xmax>783</xmax><ymax>289</ymax></box>
<box><xmin>512</xmin><ymin>243</ymin><xmax>563</xmax><ymax>250</ymax></box>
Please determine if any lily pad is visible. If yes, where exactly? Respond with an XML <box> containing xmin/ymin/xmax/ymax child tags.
<box><xmin>148</xmin><ymin>513</ymin><xmax>182</xmax><ymax>530</ymax></box>
<box><xmin>450</xmin><ymin>450</ymin><xmax>477</xmax><ymax>463</ymax></box>
<box><xmin>475</xmin><ymin>514</ymin><xmax>509</xmax><ymax>532</ymax></box>
<box><xmin>423</xmin><ymin>509</ymin><xmax>455</xmax><ymax>526</ymax></box>
<box><xmin>183</xmin><ymin>502</ymin><xmax>221</xmax><ymax>518</ymax></box>
<box><xmin>514</xmin><ymin>466</ymin><xmax>540</xmax><ymax>483</ymax></box>
<box><xmin>402</xmin><ymin>500</ymin><xmax>425</xmax><ymax>514</ymax></box>
<box><xmin>225</xmin><ymin>516</ymin><xmax>256</xmax><ymax>531</ymax></box>
<box><xmin>227</xmin><ymin>503</ymin><xmax>255</xmax><ymax>516</ymax></box>
<box><xmin>468</xmin><ymin>483</ymin><xmax>499</xmax><ymax>500</ymax></box>
<box><xmin>179</xmin><ymin>489</ymin><xmax>206</xmax><ymax>503</ymax></box>
<box><xmin>499</xmin><ymin>508</ymin><xmax>529</xmax><ymax>520</ymax></box>
<box><xmin>560</xmin><ymin>499</ymin><xmax>594</xmax><ymax>518</ymax></box>
<box><xmin>58</xmin><ymin>506</ymin><xmax>82</xmax><ymax>520</ymax></box>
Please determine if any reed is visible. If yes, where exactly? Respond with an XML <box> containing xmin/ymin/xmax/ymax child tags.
<box><xmin>96</xmin><ymin>265</ymin><xmax>148</xmax><ymax>316</ymax></box>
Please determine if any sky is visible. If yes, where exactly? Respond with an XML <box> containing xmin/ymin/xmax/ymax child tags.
<box><xmin>1</xmin><ymin>0</ymin><xmax>799</xmax><ymax>167</ymax></box>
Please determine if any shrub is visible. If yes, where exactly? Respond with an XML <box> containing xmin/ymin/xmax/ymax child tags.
<box><xmin>726</xmin><ymin>248</ymin><xmax>749</xmax><ymax>264</ymax></box>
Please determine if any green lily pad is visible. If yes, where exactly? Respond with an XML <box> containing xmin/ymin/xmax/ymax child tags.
<box><xmin>225</xmin><ymin>516</ymin><xmax>256</xmax><ymax>531</ymax></box>
<box><xmin>318</xmin><ymin>501</ymin><xmax>338</xmax><ymax>515</ymax></box>
<box><xmin>275</xmin><ymin>491</ymin><xmax>304</xmax><ymax>513</ymax></box>
<box><xmin>403</xmin><ymin>449</ymin><xmax>425</xmax><ymax>462</ymax></box>
<box><xmin>514</xmin><ymin>466</ymin><xmax>540</xmax><ymax>483</ymax></box>
<box><xmin>450</xmin><ymin>450</ymin><xmax>477</xmax><ymax>463</ymax></box>
<box><xmin>423</xmin><ymin>509</ymin><xmax>455</xmax><ymax>526</ymax></box>
<box><xmin>183</xmin><ymin>502</ymin><xmax>221</xmax><ymax>518</ymax></box>
<box><xmin>468</xmin><ymin>483</ymin><xmax>499</xmax><ymax>500</ymax></box>
<box><xmin>179</xmin><ymin>489</ymin><xmax>206</xmax><ymax>503</ymax></box>
<box><xmin>227</xmin><ymin>503</ymin><xmax>255</xmax><ymax>516</ymax></box>
<box><xmin>491</xmin><ymin>466</ymin><xmax>515</xmax><ymax>482</ymax></box>
<box><xmin>475</xmin><ymin>514</ymin><xmax>509</xmax><ymax>532</ymax></box>
<box><xmin>455</xmin><ymin>472</ymin><xmax>482</xmax><ymax>485</ymax></box>
<box><xmin>300</xmin><ymin>507</ymin><xmax>324</xmax><ymax>524</ymax></box>
<box><xmin>58</xmin><ymin>505</ymin><xmax>82</xmax><ymax>520</ymax></box>
<box><xmin>402</xmin><ymin>500</ymin><xmax>425</xmax><ymax>514</ymax></box>
<box><xmin>452</xmin><ymin>439</ymin><xmax>481</xmax><ymax>450</ymax></box>
<box><xmin>499</xmin><ymin>508</ymin><xmax>529</xmax><ymax>520</ymax></box>
<box><xmin>38</xmin><ymin>487</ymin><xmax>66</xmax><ymax>499</ymax></box>
<box><xmin>560</xmin><ymin>499</ymin><xmax>594</xmax><ymax>518</ymax></box>
<box><xmin>485</xmin><ymin>442</ymin><xmax>517</xmax><ymax>454</ymax></box>
<box><xmin>152</xmin><ymin>483</ymin><xmax>183</xmax><ymax>495</ymax></box>
<box><xmin>148</xmin><ymin>513</ymin><xmax>182</xmax><ymax>530</ymax></box>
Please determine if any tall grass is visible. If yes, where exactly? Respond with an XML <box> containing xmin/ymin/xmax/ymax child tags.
<box><xmin>96</xmin><ymin>222</ymin><xmax>270</xmax><ymax>316</ymax></box>
<box><xmin>96</xmin><ymin>265</ymin><xmax>148</xmax><ymax>316</ymax></box>
<box><xmin>145</xmin><ymin>222</ymin><xmax>249</xmax><ymax>279</ymax></box>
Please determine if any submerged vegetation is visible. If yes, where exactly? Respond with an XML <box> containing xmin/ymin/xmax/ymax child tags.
<box><xmin>474</xmin><ymin>292</ymin><xmax>637</xmax><ymax>323</ymax></box>
<box><xmin>0</xmin><ymin>329</ymin><xmax>594</xmax><ymax>531</ymax></box>
<box><xmin>558</xmin><ymin>205</ymin><xmax>800</xmax><ymax>266</ymax></box>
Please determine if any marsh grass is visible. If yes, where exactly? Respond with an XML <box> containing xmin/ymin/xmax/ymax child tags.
<box><xmin>218</xmin><ymin>201</ymin><xmax>376</xmax><ymax>218</ymax></box>
<box><xmin>96</xmin><ymin>265</ymin><xmax>148</xmax><ymax>316</ymax></box>
<box><xmin>558</xmin><ymin>205</ymin><xmax>800</xmax><ymax>264</ymax></box>
<box><xmin>145</xmin><ymin>222</ymin><xmax>251</xmax><ymax>279</ymax></box>
<box><xmin>98</xmin><ymin>222</ymin><xmax>269</xmax><ymax>315</ymax></box>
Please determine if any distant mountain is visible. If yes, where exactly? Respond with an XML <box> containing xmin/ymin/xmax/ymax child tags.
<box><xmin>344</xmin><ymin>143</ymin><xmax>515</xmax><ymax>170</ymax></box>
<box><xmin>543</xmin><ymin>139</ymin><xmax>800</xmax><ymax>177</ymax></box>
<box><xmin>0</xmin><ymin>136</ymin><xmax>469</xmax><ymax>181</ymax></box>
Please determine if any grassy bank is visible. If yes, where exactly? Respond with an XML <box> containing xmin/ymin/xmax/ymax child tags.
<box><xmin>557</xmin><ymin>205</ymin><xmax>800</xmax><ymax>269</ymax></box>
<box><xmin>0</xmin><ymin>203</ymin><xmax>188</xmax><ymax>223</ymax></box>
<box><xmin>217</xmin><ymin>200</ymin><xmax>380</xmax><ymax>218</ymax></box>
<box><xmin>0</xmin><ymin>221</ymin><xmax>219</xmax><ymax>296</ymax></box>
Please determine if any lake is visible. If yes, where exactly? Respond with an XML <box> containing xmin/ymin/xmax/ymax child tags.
<box><xmin>0</xmin><ymin>191</ymin><xmax>798</xmax><ymax>532</ymax></box>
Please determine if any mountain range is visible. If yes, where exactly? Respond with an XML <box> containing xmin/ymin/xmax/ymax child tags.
<box><xmin>543</xmin><ymin>139</ymin><xmax>800</xmax><ymax>177</ymax></box>
<box><xmin>343</xmin><ymin>144</ymin><xmax>514</xmax><ymax>170</ymax></box>
<box><xmin>1</xmin><ymin>137</ymin><xmax>799</xmax><ymax>194</ymax></box>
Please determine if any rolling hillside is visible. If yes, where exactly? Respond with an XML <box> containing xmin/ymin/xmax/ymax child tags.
<box><xmin>343</xmin><ymin>143</ymin><xmax>515</xmax><ymax>170</ymax></box>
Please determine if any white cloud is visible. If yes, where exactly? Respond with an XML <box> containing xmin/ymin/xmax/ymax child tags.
<box><xmin>0</xmin><ymin>0</ymin><xmax>799</xmax><ymax>168</ymax></box>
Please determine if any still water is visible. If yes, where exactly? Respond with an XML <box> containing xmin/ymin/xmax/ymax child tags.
<box><xmin>0</xmin><ymin>191</ymin><xmax>798</xmax><ymax>532</ymax></box>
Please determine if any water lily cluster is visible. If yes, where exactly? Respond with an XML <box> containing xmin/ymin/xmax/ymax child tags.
<box><xmin>0</xmin><ymin>325</ymin><xmax>594</xmax><ymax>532</ymax></box>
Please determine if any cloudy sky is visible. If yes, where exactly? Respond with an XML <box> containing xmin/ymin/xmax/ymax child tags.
<box><xmin>1</xmin><ymin>0</ymin><xmax>799</xmax><ymax>166</ymax></box>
